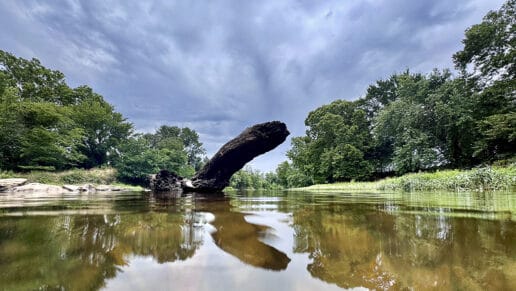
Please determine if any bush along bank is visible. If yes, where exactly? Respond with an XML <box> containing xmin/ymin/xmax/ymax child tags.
<box><xmin>294</xmin><ymin>166</ymin><xmax>516</xmax><ymax>192</ymax></box>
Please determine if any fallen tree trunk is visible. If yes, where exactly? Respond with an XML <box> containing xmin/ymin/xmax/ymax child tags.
<box><xmin>150</xmin><ymin>121</ymin><xmax>289</xmax><ymax>193</ymax></box>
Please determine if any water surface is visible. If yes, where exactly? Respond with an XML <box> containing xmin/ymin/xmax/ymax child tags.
<box><xmin>0</xmin><ymin>190</ymin><xmax>515</xmax><ymax>290</ymax></box>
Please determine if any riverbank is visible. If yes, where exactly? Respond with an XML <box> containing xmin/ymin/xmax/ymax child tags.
<box><xmin>0</xmin><ymin>168</ymin><xmax>143</xmax><ymax>192</ymax></box>
<box><xmin>292</xmin><ymin>166</ymin><xmax>516</xmax><ymax>192</ymax></box>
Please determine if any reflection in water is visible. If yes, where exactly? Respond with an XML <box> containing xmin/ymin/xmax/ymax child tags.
<box><xmin>0</xmin><ymin>190</ymin><xmax>515</xmax><ymax>290</ymax></box>
<box><xmin>0</xmin><ymin>211</ymin><xmax>204</xmax><ymax>290</ymax></box>
<box><xmin>293</xmin><ymin>202</ymin><xmax>516</xmax><ymax>290</ymax></box>
<box><xmin>197</xmin><ymin>196</ymin><xmax>291</xmax><ymax>270</ymax></box>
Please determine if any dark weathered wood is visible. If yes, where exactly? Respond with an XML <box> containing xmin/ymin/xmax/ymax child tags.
<box><xmin>189</xmin><ymin>121</ymin><xmax>290</xmax><ymax>191</ymax></box>
<box><xmin>150</xmin><ymin>121</ymin><xmax>289</xmax><ymax>193</ymax></box>
<box><xmin>149</xmin><ymin>170</ymin><xmax>184</xmax><ymax>192</ymax></box>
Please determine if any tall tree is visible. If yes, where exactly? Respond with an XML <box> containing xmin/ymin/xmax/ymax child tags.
<box><xmin>288</xmin><ymin>100</ymin><xmax>373</xmax><ymax>183</ymax></box>
<box><xmin>0</xmin><ymin>50</ymin><xmax>73</xmax><ymax>104</ymax></box>
<box><xmin>453</xmin><ymin>0</ymin><xmax>516</xmax><ymax>161</ymax></box>
<box><xmin>453</xmin><ymin>0</ymin><xmax>515</xmax><ymax>85</ymax></box>
<box><xmin>0</xmin><ymin>80</ymin><xmax>24</xmax><ymax>169</ymax></box>
<box><xmin>72</xmin><ymin>93</ymin><xmax>133</xmax><ymax>168</ymax></box>
<box><xmin>145</xmin><ymin>125</ymin><xmax>205</xmax><ymax>170</ymax></box>
<box><xmin>373</xmin><ymin>70</ymin><xmax>452</xmax><ymax>174</ymax></box>
<box><xmin>18</xmin><ymin>102</ymin><xmax>85</xmax><ymax>169</ymax></box>
<box><xmin>0</xmin><ymin>50</ymin><xmax>133</xmax><ymax>170</ymax></box>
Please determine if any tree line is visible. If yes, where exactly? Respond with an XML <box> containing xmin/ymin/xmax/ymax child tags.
<box><xmin>277</xmin><ymin>0</ymin><xmax>515</xmax><ymax>187</ymax></box>
<box><xmin>228</xmin><ymin>166</ymin><xmax>282</xmax><ymax>190</ymax></box>
<box><xmin>0</xmin><ymin>50</ymin><xmax>205</xmax><ymax>184</ymax></box>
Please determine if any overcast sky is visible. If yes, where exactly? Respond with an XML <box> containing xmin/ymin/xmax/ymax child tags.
<box><xmin>0</xmin><ymin>0</ymin><xmax>504</xmax><ymax>171</ymax></box>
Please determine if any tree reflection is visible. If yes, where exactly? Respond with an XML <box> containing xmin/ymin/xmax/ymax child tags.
<box><xmin>292</xmin><ymin>203</ymin><xmax>516</xmax><ymax>290</ymax></box>
<box><xmin>0</xmin><ymin>208</ymin><xmax>203</xmax><ymax>290</ymax></box>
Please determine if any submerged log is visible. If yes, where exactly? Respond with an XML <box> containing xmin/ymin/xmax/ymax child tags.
<box><xmin>150</xmin><ymin>121</ymin><xmax>289</xmax><ymax>193</ymax></box>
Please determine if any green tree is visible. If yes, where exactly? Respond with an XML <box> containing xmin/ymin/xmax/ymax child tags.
<box><xmin>275</xmin><ymin>161</ymin><xmax>312</xmax><ymax>188</ymax></box>
<box><xmin>373</xmin><ymin>71</ymin><xmax>451</xmax><ymax>174</ymax></box>
<box><xmin>180</xmin><ymin>127</ymin><xmax>206</xmax><ymax>170</ymax></box>
<box><xmin>0</xmin><ymin>50</ymin><xmax>133</xmax><ymax>171</ymax></box>
<box><xmin>229</xmin><ymin>166</ymin><xmax>282</xmax><ymax>190</ymax></box>
<box><xmin>429</xmin><ymin>77</ymin><xmax>479</xmax><ymax>167</ymax></box>
<box><xmin>145</xmin><ymin>125</ymin><xmax>205</xmax><ymax>170</ymax></box>
<box><xmin>474</xmin><ymin>112</ymin><xmax>516</xmax><ymax>161</ymax></box>
<box><xmin>0</xmin><ymin>50</ymin><xmax>73</xmax><ymax>104</ymax></box>
<box><xmin>358</xmin><ymin>73</ymin><xmax>401</xmax><ymax>121</ymax></box>
<box><xmin>114</xmin><ymin>125</ymin><xmax>205</xmax><ymax>185</ymax></box>
<box><xmin>114</xmin><ymin>135</ymin><xmax>194</xmax><ymax>185</ymax></box>
<box><xmin>288</xmin><ymin>100</ymin><xmax>373</xmax><ymax>183</ymax></box>
<box><xmin>0</xmin><ymin>83</ymin><xmax>24</xmax><ymax>169</ymax></box>
<box><xmin>72</xmin><ymin>94</ymin><xmax>133</xmax><ymax>168</ymax></box>
<box><xmin>453</xmin><ymin>0</ymin><xmax>515</xmax><ymax>85</ymax></box>
<box><xmin>453</xmin><ymin>0</ymin><xmax>516</xmax><ymax>161</ymax></box>
<box><xmin>18</xmin><ymin>102</ymin><xmax>84</xmax><ymax>169</ymax></box>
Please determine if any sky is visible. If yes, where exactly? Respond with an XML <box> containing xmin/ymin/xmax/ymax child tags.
<box><xmin>0</xmin><ymin>0</ymin><xmax>505</xmax><ymax>171</ymax></box>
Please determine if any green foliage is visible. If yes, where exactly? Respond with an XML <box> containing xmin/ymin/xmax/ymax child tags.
<box><xmin>379</xmin><ymin>166</ymin><xmax>516</xmax><ymax>192</ymax></box>
<box><xmin>453</xmin><ymin>0</ymin><xmax>515</xmax><ymax>84</ymax></box>
<box><xmin>288</xmin><ymin>100</ymin><xmax>373</xmax><ymax>183</ymax></box>
<box><xmin>373</xmin><ymin>70</ymin><xmax>455</xmax><ymax>174</ymax></box>
<box><xmin>324</xmin><ymin>144</ymin><xmax>373</xmax><ymax>181</ymax></box>
<box><xmin>474</xmin><ymin>112</ymin><xmax>516</xmax><ymax>161</ymax></box>
<box><xmin>229</xmin><ymin>167</ymin><xmax>282</xmax><ymax>190</ymax></box>
<box><xmin>0</xmin><ymin>50</ymin><xmax>133</xmax><ymax>171</ymax></box>
<box><xmin>0</xmin><ymin>168</ymin><xmax>118</xmax><ymax>185</ymax></box>
<box><xmin>282</xmin><ymin>1</ymin><xmax>514</xmax><ymax>185</ymax></box>
<box><xmin>295</xmin><ymin>165</ymin><xmax>515</xmax><ymax>192</ymax></box>
<box><xmin>18</xmin><ymin>102</ymin><xmax>86</xmax><ymax>169</ymax></box>
<box><xmin>114</xmin><ymin>128</ymin><xmax>203</xmax><ymax>185</ymax></box>
<box><xmin>0</xmin><ymin>50</ymin><xmax>70</xmax><ymax>103</ymax></box>
<box><xmin>0</xmin><ymin>50</ymin><xmax>204</xmax><ymax>185</ymax></box>
<box><xmin>0</xmin><ymin>85</ymin><xmax>24</xmax><ymax>169</ymax></box>
<box><xmin>276</xmin><ymin>161</ymin><xmax>312</xmax><ymax>188</ymax></box>
<box><xmin>144</xmin><ymin>125</ymin><xmax>206</xmax><ymax>170</ymax></box>
<box><xmin>453</xmin><ymin>0</ymin><xmax>516</xmax><ymax>161</ymax></box>
<box><xmin>72</xmin><ymin>95</ymin><xmax>132</xmax><ymax>168</ymax></box>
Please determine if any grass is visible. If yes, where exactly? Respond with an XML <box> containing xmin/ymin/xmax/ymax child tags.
<box><xmin>0</xmin><ymin>167</ymin><xmax>143</xmax><ymax>190</ymax></box>
<box><xmin>293</xmin><ymin>165</ymin><xmax>516</xmax><ymax>192</ymax></box>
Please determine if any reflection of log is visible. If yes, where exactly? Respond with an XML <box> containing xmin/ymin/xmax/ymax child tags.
<box><xmin>196</xmin><ymin>196</ymin><xmax>291</xmax><ymax>270</ymax></box>
<box><xmin>150</xmin><ymin>121</ymin><xmax>289</xmax><ymax>192</ymax></box>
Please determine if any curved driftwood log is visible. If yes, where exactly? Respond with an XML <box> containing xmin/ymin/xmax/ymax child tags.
<box><xmin>190</xmin><ymin>121</ymin><xmax>290</xmax><ymax>191</ymax></box>
<box><xmin>150</xmin><ymin>121</ymin><xmax>289</xmax><ymax>192</ymax></box>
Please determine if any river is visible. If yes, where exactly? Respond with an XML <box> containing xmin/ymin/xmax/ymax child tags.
<box><xmin>0</xmin><ymin>190</ymin><xmax>515</xmax><ymax>290</ymax></box>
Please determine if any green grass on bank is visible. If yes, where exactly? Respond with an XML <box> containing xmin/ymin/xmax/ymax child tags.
<box><xmin>293</xmin><ymin>165</ymin><xmax>516</xmax><ymax>192</ymax></box>
<box><xmin>0</xmin><ymin>167</ymin><xmax>143</xmax><ymax>190</ymax></box>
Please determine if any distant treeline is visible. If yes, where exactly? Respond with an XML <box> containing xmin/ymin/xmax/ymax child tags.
<box><xmin>276</xmin><ymin>0</ymin><xmax>515</xmax><ymax>188</ymax></box>
<box><xmin>0</xmin><ymin>50</ymin><xmax>205</xmax><ymax>184</ymax></box>
<box><xmin>228</xmin><ymin>166</ymin><xmax>282</xmax><ymax>190</ymax></box>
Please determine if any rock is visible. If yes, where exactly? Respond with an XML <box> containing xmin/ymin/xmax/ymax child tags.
<box><xmin>13</xmin><ymin>183</ymin><xmax>64</xmax><ymax>194</ymax></box>
<box><xmin>63</xmin><ymin>185</ymin><xmax>80</xmax><ymax>192</ymax></box>
<box><xmin>0</xmin><ymin>178</ymin><xmax>27</xmax><ymax>192</ymax></box>
<box><xmin>94</xmin><ymin>185</ymin><xmax>131</xmax><ymax>192</ymax></box>
<box><xmin>78</xmin><ymin>184</ymin><xmax>96</xmax><ymax>192</ymax></box>
<box><xmin>95</xmin><ymin>185</ymin><xmax>112</xmax><ymax>191</ymax></box>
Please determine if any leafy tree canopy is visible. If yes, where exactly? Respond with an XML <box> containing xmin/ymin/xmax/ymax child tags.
<box><xmin>0</xmin><ymin>50</ymin><xmax>132</xmax><ymax>170</ymax></box>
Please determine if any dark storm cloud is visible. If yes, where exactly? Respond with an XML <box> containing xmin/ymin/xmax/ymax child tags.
<box><xmin>0</xmin><ymin>0</ymin><xmax>504</xmax><ymax>170</ymax></box>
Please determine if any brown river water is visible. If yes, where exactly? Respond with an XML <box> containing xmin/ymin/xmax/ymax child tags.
<box><xmin>0</xmin><ymin>190</ymin><xmax>515</xmax><ymax>290</ymax></box>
